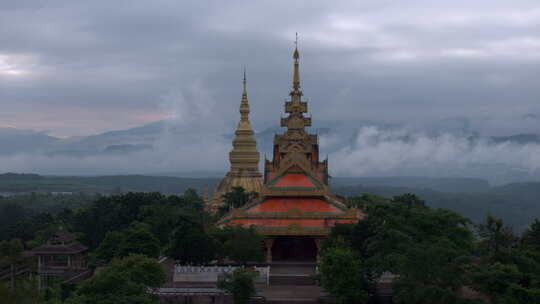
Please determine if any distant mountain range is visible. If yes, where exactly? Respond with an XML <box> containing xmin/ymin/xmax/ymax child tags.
<box><xmin>1</xmin><ymin>120</ymin><xmax>539</xmax><ymax>157</ymax></box>
<box><xmin>0</xmin><ymin>120</ymin><xmax>539</xmax><ymax>184</ymax></box>
<box><xmin>0</xmin><ymin>172</ymin><xmax>535</xmax><ymax>198</ymax></box>
<box><xmin>0</xmin><ymin>173</ymin><xmax>493</xmax><ymax>195</ymax></box>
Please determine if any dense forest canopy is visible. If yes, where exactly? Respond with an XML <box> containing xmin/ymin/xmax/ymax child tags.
<box><xmin>1</xmin><ymin>177</ymin><xmax>539</xmax><ymax>303</ymax></box>
<box><xmin>1</xmin><ymin>173</ymin><xmax>538</xmax><ymax>231</ymax></box>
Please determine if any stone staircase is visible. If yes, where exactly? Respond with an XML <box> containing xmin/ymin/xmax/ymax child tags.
<box><xmin>262</xmin><ymin>262</ymin><xmax>321</xmax><ymax>303</ymax></box>
<box><xmin>266</xmin><ymin>299</ymin><xmax>319</xmax><ymax>304</ymax></box>
<box><xmin>269</xmin><ymin>274</ymin><xmax>315</xmax><ymax>286</ymax></box>
<box><xmin>262</xmin><ymin>286</ymin><xmax>321</xmax><ymax>304</ymax></box>
<box><xmin>269</xmin><ymin>262</ymin><xmax>317</xmax><ymax>286</ymax></box>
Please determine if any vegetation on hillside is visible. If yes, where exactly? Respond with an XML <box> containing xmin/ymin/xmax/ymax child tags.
<box><xmin>0</xmin><ymin>188</ymin><xmax>265</xmax><ymax>303</ymax></box>
<box><xmin>2</xmin><ymin>173</ymin><xmax>539</xmax><ymax>232</ymax></box>
<box><xmin>336</xmin><ymin>183</ymin><xmax>540</xmax><ymax>232</ymax></box>
<box><xmin>1</xmin><ymin>184</ymin><xmax>539</xmax><ymax>303</ymax></box>
<box><xmin>0</xmin><ymin>173</ymin><xmax>218</xmax><ymax>194</ymax></box>
<box><xmin>319</xmin><ymin>193</ymin><xmax>540</xmax><ymax>303</ymax></box>
<box><xmin>66</xmin><ymin>254</ymin><xmax>166</xmax><ymax>304</ymax></box>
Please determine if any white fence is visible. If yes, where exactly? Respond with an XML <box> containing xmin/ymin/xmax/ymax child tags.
<box><xmin>174</xmin><ymin>265</ymin><xmax>270</xmax><ymax>285</ymax></box>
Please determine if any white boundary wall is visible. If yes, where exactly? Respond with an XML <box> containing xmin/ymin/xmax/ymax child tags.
<box><xmin>173</xmin><ymin>265</ymin><xmax>270</xmax><ymax>285</ymax></box>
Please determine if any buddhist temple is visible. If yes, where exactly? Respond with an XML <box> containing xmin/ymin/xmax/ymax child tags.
<box><xmin>218</xmin><ymin>44</ymin><xmax>363</xmax><ymax>262</ymax></box>
<box><xmin>208</xmin><ymin>70</ymin><xmax>264</xmax><ymax>213</ymax></box>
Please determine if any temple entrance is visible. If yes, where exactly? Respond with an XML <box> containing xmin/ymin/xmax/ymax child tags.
<box><xmin>271</xmin><ymin>236</ymin><xmax>317</xmax><ymax>262</ymax></box>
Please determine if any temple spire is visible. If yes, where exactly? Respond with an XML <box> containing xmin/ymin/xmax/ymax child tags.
<box><xmin>239</xmin><ymin>67</ymin><xmax>250</xmax><ymax>122</ymax></box>
<box><xmin>292</xmin><ymin>33</ymin><xmax>301</xmax><ymax>91</ymax></box>
<box><xmin>281</xmin><ymin>35</ymin><xmax>311</xmax><ymax>133</ymax></box>
<box><xmin>242</xmin><ymin>67</ymin><xmax>247</xmax><ymax>97</ymax></box>
<box><xmin>208</xmin><ymin>69</ymin><xmax>263</xmax><ymax>214</ymax></box>
<box><xmin>230</xmin><ymin>67</ymin><xmax>259</xmax><ymax>170</ymax></box>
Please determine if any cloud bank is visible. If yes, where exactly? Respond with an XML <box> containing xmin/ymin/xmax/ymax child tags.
<box><xmin>0</xmin><ymin>120</ymin><xmax>539</xmax><ymax>185</ymax></box>
<box><xmin>327</xmin><ymin>127</ymin><xmax>540</xmax><ymax>184</ymax></box>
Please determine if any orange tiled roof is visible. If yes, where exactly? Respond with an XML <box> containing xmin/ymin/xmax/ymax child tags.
<box><xmin>272</xmin><ymin>173</ymin><xmax>317</xmax><ymax>188</ymax></box>
<box><xmin>248</xmin><ymin>198</ymin><xmax>341</xmax><ymax>213</ymax></box>
<box><xmin>230</xmin><ymin>218</ymin><xmax>358</xmax><ymax>227</ymax></box>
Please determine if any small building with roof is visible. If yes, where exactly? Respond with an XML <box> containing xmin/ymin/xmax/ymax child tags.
<box><xmin>30</xmin><ymin>231</ymin><xmax>90</xmax><ymax>289</ymax></box>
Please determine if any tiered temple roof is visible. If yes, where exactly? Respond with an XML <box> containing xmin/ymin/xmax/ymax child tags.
<box><xmin>219</xmin><ymin>44</ymin><xmax>363</xmax><ymax>236</ymax></box>
<box><xmin>31</xmin><ymin>232</ymin><xmax>88</xmax><ymax>255</ymax></box>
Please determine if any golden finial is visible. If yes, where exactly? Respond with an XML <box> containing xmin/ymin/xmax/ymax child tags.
<box><xmin>293</xmin><ymin>32</ymin><xmax>299</xmax><ymax>60</ymax></box>
<box><xmin>292</xmin><ymin>33</ymin><xmax>301</xmax><ymax>90</ymax></box>
<box><xmin>242</xmin><ymin>66</ymin><xmax>247</xmax><ymax>96</ymax></box>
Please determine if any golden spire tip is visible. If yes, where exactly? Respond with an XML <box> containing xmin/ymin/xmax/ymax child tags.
<box><xmin>243</xmin><ymin>67</ymin><xmax>246</xmax><ymax>85</ymax></box>
<box><xmin>293</xmin><ymin>33</ymin><xmax>300</xmax><ymax>60</ymax></box>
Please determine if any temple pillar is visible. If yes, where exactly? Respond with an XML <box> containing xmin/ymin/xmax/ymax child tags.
<box><xmin>314</xmin><ymin>238</ymin><xmax>322</xmax><ymax>263</ymax></box>
<box><xmin>264</xmin><ymin>238</ymin><xmax>275</xmax><ymax>263</ymax></box>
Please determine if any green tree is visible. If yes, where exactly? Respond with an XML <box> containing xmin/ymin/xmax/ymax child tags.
<box><xmin>66</xmin><ymin>254</ymin><xmax>166</xmax><ymax>304</ymax></box>
<box><xmin>391</xmin><ymin>193</ymin><xmax>425</xmax><ymax>208</ymax></box>
<box><xmin>89</xmin><ymin>231</ymin><xmax>123</xmax><ymax>266</ymax></box>
<box><xmin>477</xmin><ymin>215</ymin><xmax>517</xmax><ymax>261</ymax></box>
<box><xmin>392</xmin><ymin>239</ymin><xmax>473</xmax><ymax>304</ymax></box>
<box><xmin>0</xmin><ymin>203</ymin><xmax>26</xmax><ymax>241</ymax></box>
<box><xmin>72</xmin><ymin>191</ymin><xmax>211</xmax><ymax>250</ymax></box>
<box><xmin>346</xmin><ymin>193</ymin><xmax>388</xmax><ymax>209</ymax></box>
<box><xmin>325</xmin><ymin>196</ymin><xmax>477</xmax><ymax>303</ymax></box>
<box><xmin>323</xmin><ymin>221</ymin><xmax>373</xmax><ymax>259</ymax></box>
<box><xmin>90</xmin><ymin>223</ymin><xmax>160</xmax><ymax>266</ymax></box>
<box><xmin>0</xmin><ymin>239</ymin><xmax>24</xmax><ymax>290</ymax></box>
<box><xmin>220</xmin><ymin>187</ymin><xmax>257</xmax><ymax>215</ymax></box>
<box><xmin>139</xmin><ymin>204</ymin><xmax>183</xmax><ymax>246</ymax></box>
<box><xmin>471</xmin><ymin>217</ymin><xmax>540</xmax><ymax>303</ymax></box>
<box><xmin>472</xmin><ymin>262</ymin><xmax>522</xmax><ymax>302</ymax></box>
<box><xmin>522</xmin><ymin>218</ymin><xmax>540</xmax><ymax>252</ymax></box>
<box><xmin>117</xmin><ymin>222</ymin><xmax>160</xmax><ymax>259</ymax></box>
<box><xmin>318</xmin><ymin>246</ymin><xmax>368</xmax><ymax>304</ymax></box>
<box><xmin>217</xmin><ymin>268</ymin><xmax>258</xmax><ymax>304</ymax></box>
<box><xmin>215</xmin><ymin>226</ymin><xmax>265</xmax><ymax>264</ymax></box>
<box><xmin>72</xmin><ymin>192</ymin><xmax>167</xmax><ymax>249</ymax></box>
<box><xmin>167</xmin><ymin>218</ymin><xmax>215</xmax><ymax>265</ymax></box>
<box><xmin>0</xmin><ymin>276</ymin><xmax>41</xmax><ymax>304</ymax></box>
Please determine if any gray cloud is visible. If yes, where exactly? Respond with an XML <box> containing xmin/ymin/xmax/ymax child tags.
<box><xmin>0</xmin><ymin>119</ymin><xmax>538</xmax><ymax>185</ymax></box>
<box><xmin>1</xmin><ymin>0</ymin><xmax>539</xmax><ymax>137</ymax></box>
<box><xmin>325</xmin><ymin>126</ymin><xmax>540</xmax><ymax>184</ymax></box>
<box><xmin>0</xmin><ymin>1</ymin><xmax>540</xmax><ymax>180</ymax></box>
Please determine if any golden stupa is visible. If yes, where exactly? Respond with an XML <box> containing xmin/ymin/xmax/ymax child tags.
<box><xmin>208</xmin><ymin>70</ymin><xmax>264</xmax><ymax>213</ymax></box>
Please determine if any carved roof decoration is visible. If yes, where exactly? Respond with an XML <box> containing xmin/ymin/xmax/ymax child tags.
<box><xmin>218</xmin><ymin>42</ymin><xmax>364</xmax><ymax>235</ymax></box>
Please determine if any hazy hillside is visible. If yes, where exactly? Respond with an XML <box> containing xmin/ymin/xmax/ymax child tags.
<box><xmin>0</xmin><ymin>128</ymin><xmax>59</xmax><ymax>155</ymax></box>
<box><xmin>0</xmin><ymin>173</ymin><xmax>494</xmax><ymax>194</ymax></box>
<box><xmin>331</xmin><ymin>176</ymin><xmax>491</xmax><ymax>193</ymax></box>
<box><xmin>1</xmin><ymin>121</ymin><xmax>539</xmax><ymax>185</ymax></box>
<box><xmin>1</xmin><ymin>173</ymin><xmax>538</xmax><ymax>231</ymax></box>
<box><xmin>334</xmin><ymin>182</ymin><xmax>540</xmax><ymax>232</ymax></box>
<box><xmin>0</xmin><ymin>173</ymin><xmax>219</xmax><ymax>194</ymax></box>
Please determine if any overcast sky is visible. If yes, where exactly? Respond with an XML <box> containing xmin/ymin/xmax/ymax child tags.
<box><xmin>1</xmin><ymin>0</ymin><xmax>539</xmax><ymax>137</ymax></box>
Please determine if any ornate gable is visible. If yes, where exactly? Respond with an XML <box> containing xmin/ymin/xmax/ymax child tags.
<box><xmin>218</xmin><ymin>43</ymin><xmax>364</xmax><ymax>237</ymax></box>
